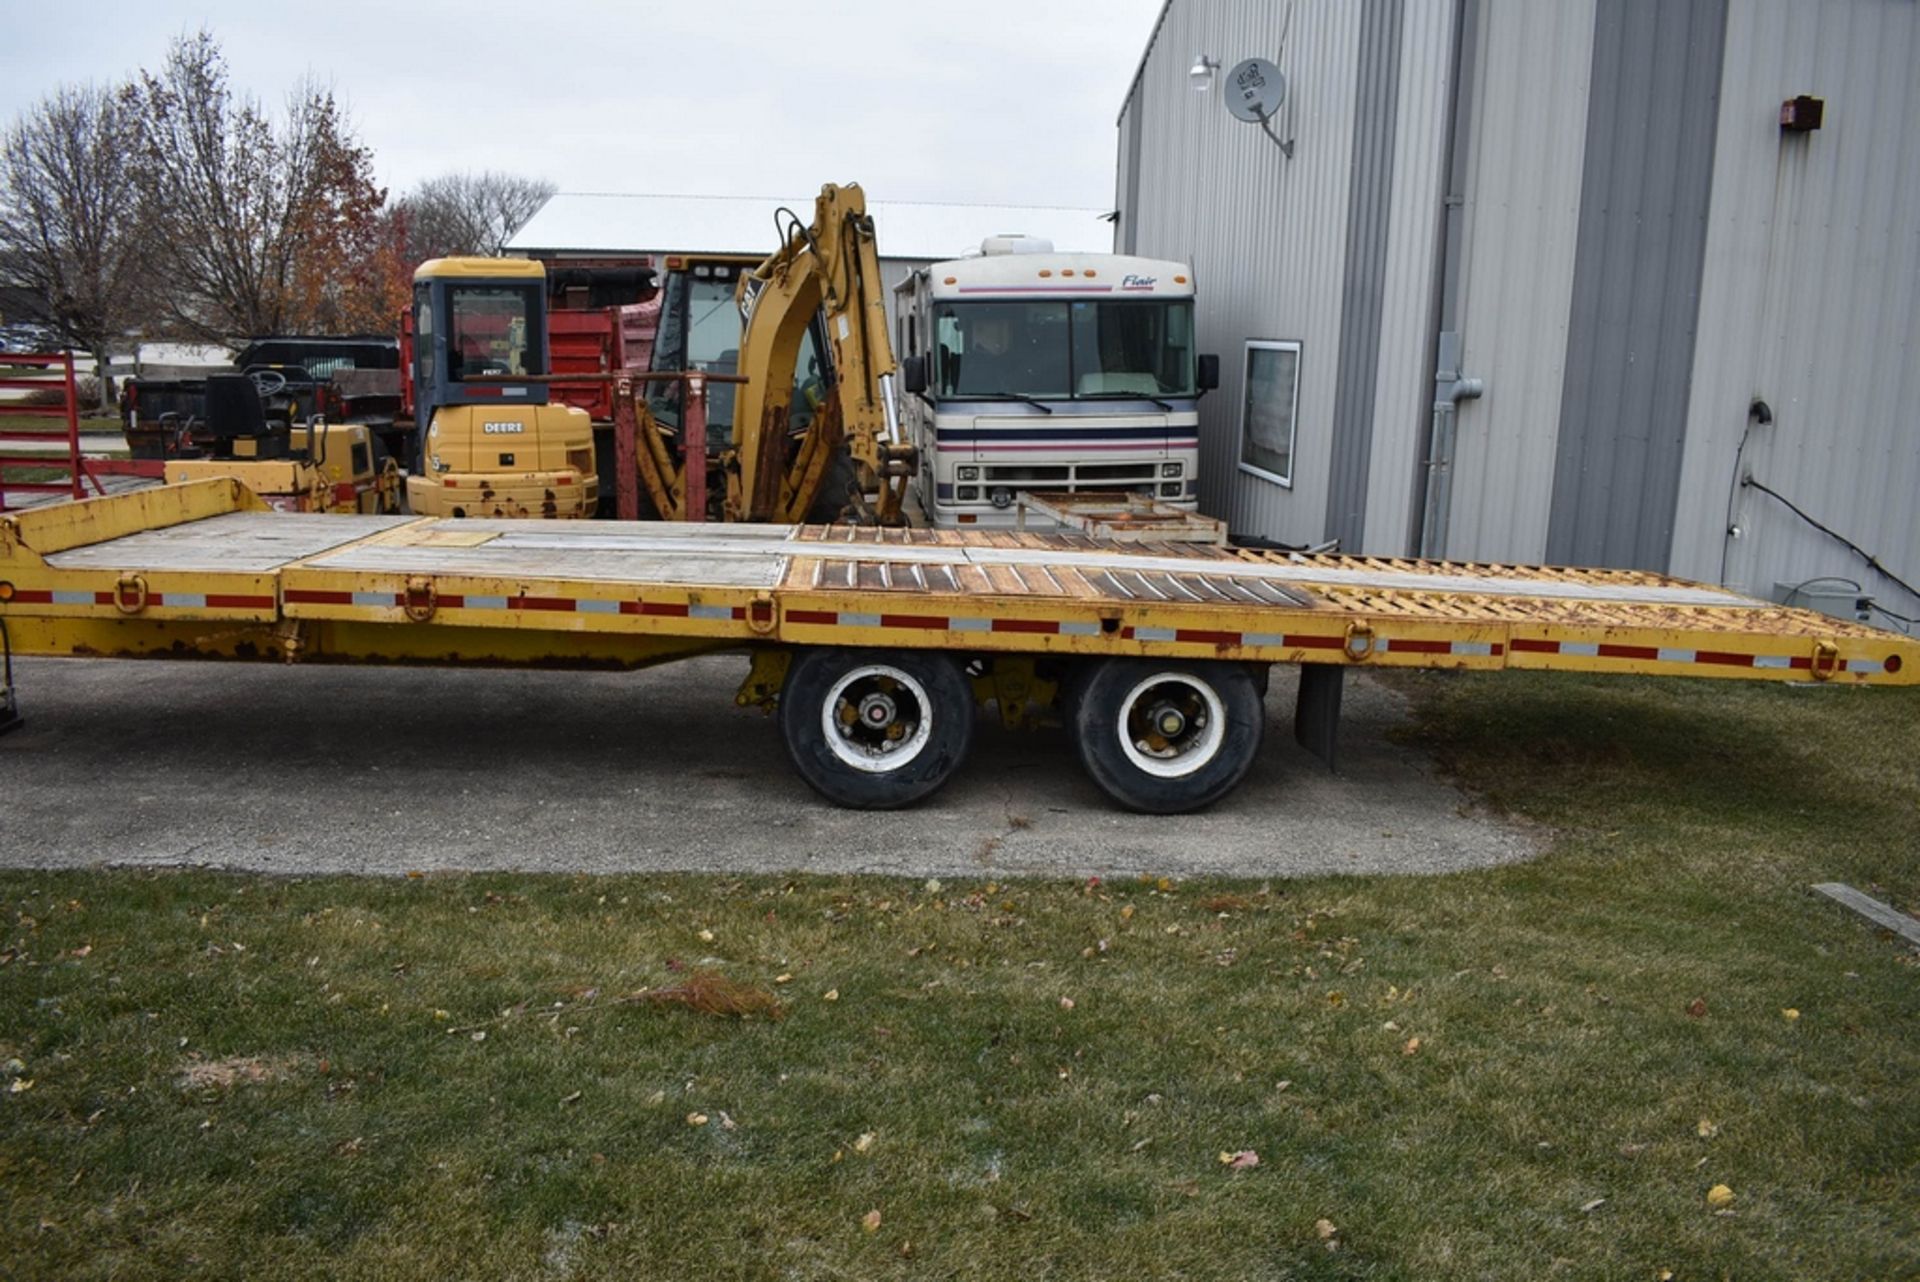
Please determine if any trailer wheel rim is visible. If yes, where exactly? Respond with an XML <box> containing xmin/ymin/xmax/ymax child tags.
<box><xmin>1115</xmin><ymin>672</ymin><xmax>1226</xmax><ymax>779</ymax></box>
<box><xmin>822</xmin><ymin>664</ymin><xmax>936</xmax><ymax>774</ymax></box>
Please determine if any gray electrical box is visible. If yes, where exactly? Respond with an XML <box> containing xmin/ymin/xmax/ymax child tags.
<box><xmin>1771</xmin><ymin>582</ymin><xmax>1873</xmax><ymax>623</ymax></box>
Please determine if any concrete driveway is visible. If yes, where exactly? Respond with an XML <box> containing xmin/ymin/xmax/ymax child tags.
<box><xmin>0</xmin><ymin>655</ymin><xmax>1537</xmax><ymax>879</ymax></box>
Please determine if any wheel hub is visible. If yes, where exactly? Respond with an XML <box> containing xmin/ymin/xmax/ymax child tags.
<box><xmin>1115</xmin><ymin>673</ymin><xmax>1229</xmax><ymax>780</ymax></box>
<box><xmin>820</xmin><ymin>665</ymin><xmax>937</xmax><ymax>773</ymax></box>
<box><xmin>1150</xmin><ymin>702</ymin><xmax>1187</xmax><ymax>738</ymax></box>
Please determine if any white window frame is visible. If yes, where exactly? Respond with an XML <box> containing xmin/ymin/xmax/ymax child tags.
<box><xmin>1236</xmin><ymin>339</ymin><xmax>1301</xmax><ymax>489</ymax></box>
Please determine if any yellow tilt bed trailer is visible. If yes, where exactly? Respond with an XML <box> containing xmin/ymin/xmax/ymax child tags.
<box><xmin>1</xmin><ymin>478</ymin><xmax>1915</xmax><ymax>812</ymax></box>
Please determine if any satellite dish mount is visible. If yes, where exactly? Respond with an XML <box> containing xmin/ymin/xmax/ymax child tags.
<box><xmin>1225</xmin><ymin>57</ymin><xmax>1293</xmax><ymax>158</ymax></box>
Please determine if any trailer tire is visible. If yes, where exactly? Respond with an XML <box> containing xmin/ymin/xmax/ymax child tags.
<box><xmin>780</xmin><ymin>648</ymin><xmax>974</xmax><ymax>809</ymax></box>
<box><xmin>1068</xmin><ymin>658</ymin><xmax>1264</xmax><ymax>814</ymax></box>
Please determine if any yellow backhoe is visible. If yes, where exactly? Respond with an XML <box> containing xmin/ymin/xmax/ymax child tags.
<box><xmin>622</xmin><ymin>182</ymin><xmax>918</xmax><ymax>525</ymax></box>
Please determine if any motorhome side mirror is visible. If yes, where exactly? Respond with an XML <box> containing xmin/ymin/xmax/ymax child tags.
<box><xmin>1196</xmin><ymin>354</ymin><xmax>1220</xmax><ymax>393</ymax></box>
<box><xmin>901</xmin><ymin>354</ymin><xmax>928</xmax><ymax>395</ymax></box>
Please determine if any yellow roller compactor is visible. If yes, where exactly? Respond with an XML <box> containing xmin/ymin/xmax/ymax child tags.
<box><xmin>1</xmin><ymin>479</ymin><xmax>1914</xmax><ymax>811</ymax></box>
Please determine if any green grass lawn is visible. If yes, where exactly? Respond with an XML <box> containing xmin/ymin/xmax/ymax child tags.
<box><xmin>2</xmin><ymin>672</ymin><xmax>1916</xmax><ymax>1280</ymax></box>
<box><xmin>0</xmin><ymin>412</ymin><xmax>121</xmax><ymax>435</ymax></box>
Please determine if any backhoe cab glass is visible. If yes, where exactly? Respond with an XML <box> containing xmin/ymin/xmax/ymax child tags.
<box><xmin>649</xmin><ymin>267</ymin><xmax>744</xmax><ymax>435</ymax></box>
<box><xmin>932</xmin><ymin>300</ymin><xmax>1196</xmax><ymax>400</ymax></box>
<box><xmin>649</xmin><ymin>259</ymin><xmax>832</xmax><ymax>442</ymax></box>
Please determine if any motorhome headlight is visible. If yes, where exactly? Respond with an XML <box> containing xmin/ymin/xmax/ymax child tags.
<box><xmin>990</xmin><ymin>486</ymin><xmax>1015</xmax><ymax>509</ymax></box>
<box><xmin>1161</xmin><ymin>462</ymin><xmax>1182</xmax><ymax>477</ymax></box>
<box><xmin>1160</xmin><ymin>481</ymin><xmax>1182</xmax><ymax>497</ymax></box>
<box><xmin>956</xmin><ymin>485</ymin><xmax>979</xmax><ymax>502</ymax></box>
<box><xmin>954</xmin><ymin>466</ymin><xmax>977</xmax><ymax>482</ymax></box>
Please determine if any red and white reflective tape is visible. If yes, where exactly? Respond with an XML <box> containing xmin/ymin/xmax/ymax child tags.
<box><xmin>12</xmin><ymin>588</ymin><xmax>274</xmax><ymax>609</ymax></box>
<box><xmin>786</xmin><ymin>608</ymin><xmax>1100</xmax><ymax>637</ymax></box>
<box><xmin>1510</xmin><ymin>637</ymin><xmax>1898</xmax><ymax>675</ymax></box>
<box><xmin>780</xmin><ymin>612</ymin><xmax>1504</xmax><ymax>656</ymax></box>
<box><xmin>1130</xmin><ymin>626</ymin><xmax>1501</xmax><ymax>657</ymax></box>
<box><xmin>7</xmin><ymin>585</ymin><xmax>1901</xmax><ymax>677</ymax></box>
<box><xmin>283</xmin><ymin>588</ymin><xmax>743</xmax><ymax>622</ymax></box>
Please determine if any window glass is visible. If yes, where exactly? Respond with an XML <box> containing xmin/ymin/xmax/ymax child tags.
<box><xmin>1068</xmin><ymin>301</ymin><xmax>1195</xmax><ymax>396</ymax></box>
<box><xmin>932</xmin><ymin>300</ymin><xmax>1194</xmax><ymax>399</ymax></box>
<box><xmin>1239</xmin><ymin>341</ymin><xmax>1300</xmax><ymax>486</ymax></box>
<box><xmin>933</xmin><ymin>302</ymin><xmax>1072</xmax><ymax>397</ymax></box>
<box><xmin>413</xmin><ymin>284</ymin><xmax>434</xmax><ymax>384</ymax></box>
<box><xmin>685</xmin><ymin>275</ymin><xmax>742</xmax><ymax>430</ymax></box>
<box><xmin>684</xmin><ymin>276</ymin><xmax>740</xmax><ymax>371</ymax></box>
<box><xmin>649</xmin><ymin>263</ymin><xmax>825</xmax><ymax>439</ymax></box>
<box><xmin>787</xmin><ymin>324</ymin><xmax>828</xmax><ymax>433</ymax></box>
<box><xmin>447</xmin><ymin>285</ymin><xmax>542</xmax><ymax>380</ymax></box>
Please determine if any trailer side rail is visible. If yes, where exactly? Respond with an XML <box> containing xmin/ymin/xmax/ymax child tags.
<box><xmin>2</xmin><ymin>481</ymin><xmax>1911</xmax><ymax>687</ymax></box>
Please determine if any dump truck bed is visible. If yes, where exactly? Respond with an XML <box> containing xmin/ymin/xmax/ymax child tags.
<box><xmin>0</xmin><ymin>480</ymin><xmax>1913</xmax><ymax>684</ymax></box>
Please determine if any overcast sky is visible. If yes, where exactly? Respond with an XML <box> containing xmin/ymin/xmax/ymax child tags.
<box><xmin>0</xmin><ymin>0</ymin><xmax>1167</xmax><ymax>210</ymax></box>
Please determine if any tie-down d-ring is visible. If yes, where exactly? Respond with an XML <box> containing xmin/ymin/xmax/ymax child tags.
<box><xmin>113</xmin><ymin>575</ymin><xmax>149</xmax><ymax>615</ymax></box>
<box><xmin>402</xmin><ymin>577</ymin><xmax>437</xmax><ymax>622</ymax></box>
<box><xmin>1343</xmin><ymin>622</ymin><xmax>1377</xmax><ymax>661</ymax></box>
<box><xmin>746</xmin><ymin>591</ymin><xmax>778</xmax><ymax>636</ymax></box>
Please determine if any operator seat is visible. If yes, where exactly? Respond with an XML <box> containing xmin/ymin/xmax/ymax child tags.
<box><xmin>203</xmin><ymin>374</ymin><xmax>289</xmax><ymax>458</ymax></box>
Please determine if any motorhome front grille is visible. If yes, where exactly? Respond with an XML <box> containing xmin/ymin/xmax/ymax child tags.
<box><xmin>981</xmin><ymin>462</ymin><xmax>1159</xmax><ymax>490</ymax></box>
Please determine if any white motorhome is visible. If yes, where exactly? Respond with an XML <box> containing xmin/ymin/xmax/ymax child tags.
<box><xmin>895</xmin><ymin>239</ymin><xmax>1217</xmax><ymax>528</ymax></box>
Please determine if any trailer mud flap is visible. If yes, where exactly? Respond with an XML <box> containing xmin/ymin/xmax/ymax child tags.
<box><xmin>1294</xmin><ymin>663</ymin><xmax>1343</xmax><ymax>772</ymax></box>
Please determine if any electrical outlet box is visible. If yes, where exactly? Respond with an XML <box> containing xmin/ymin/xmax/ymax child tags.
<box><xmin>1773</xmin><ymin>582</ymin><xmax>1872</xmax><ymax>623</ymax></box>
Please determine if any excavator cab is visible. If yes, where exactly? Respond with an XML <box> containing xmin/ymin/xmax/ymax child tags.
<box><xmin>406</xmin><ymin>257</ymin><xmax>597</xmax><ymax>519</ymax></box>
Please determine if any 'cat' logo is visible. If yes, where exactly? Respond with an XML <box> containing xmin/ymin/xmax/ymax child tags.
<box><xmin>482</xmin><ymin>422</ymin><xmax>524</xmax><ymax>434</ymax></box>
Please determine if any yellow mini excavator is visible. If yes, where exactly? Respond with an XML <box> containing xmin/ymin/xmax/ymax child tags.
<box><xmin>405</xmin><ymin>257</ymin><xmax>598</xmax><ymax>519</ymax></box>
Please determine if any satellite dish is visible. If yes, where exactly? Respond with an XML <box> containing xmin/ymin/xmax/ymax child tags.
<box><xmin>1225</xmin><ymin>57</ymin><xmax>1286</xmax><ymax>122</ymax></box>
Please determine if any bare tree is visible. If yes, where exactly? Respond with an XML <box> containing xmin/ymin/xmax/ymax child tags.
<box><xmin>0</xmin><ymin>83</ymin><xmax>145</xmax><ymax>405</ymax></box>
<box><xmin>399</xmin><ymin>171</ymin><xmax>556</xmax><ymax>260</ymax></box>
<box><xmin>127</xmin><ymin>30</ymin><xmax>387</xmax><ymax>341</ymax></box>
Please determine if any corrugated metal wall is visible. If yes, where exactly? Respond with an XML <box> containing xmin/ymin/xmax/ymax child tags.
<box><xmin>1669</xmin><ymin>0</ymin><xmax>1920</xmax><ymax>617</ymax></box>
<box><xmin>1439</xmin><ymin>0</ymin><xmax>1596</xmax><ymax>564</ymax></box>
<box><xmin>1545</xmin><ymin>0</ymin><xmax>1727</xmax><ymax>572</ymax></box>
<box><xmin>1361</xmin><ymin>0</ymin><xmax>1458</xmax><ymax>554</ymax></box>
<box><xmin>1117</xmin><ymin>0</ymin><xmax>1914</xmax><ymax>594</ymax></box>
<box><xmin>1118</xmin><ymin>1</ymin><xmax>1363</xmax><ymax>544</ymax></box>
<box><xmin>1323</xmin><ymin>0</ymin><xmax>1406</xmax><ymax>552</ymax></box>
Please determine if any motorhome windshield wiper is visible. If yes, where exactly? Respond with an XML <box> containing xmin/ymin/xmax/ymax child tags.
<box><xmin>1077</xmin><ymin>391</ymin><xmax>1175</xmax><ymax>411</ymax></box>
<box><xmin>972</xmin><ymin>392</ymin><xmax>1053</xmax><ymax>414</ymax></box>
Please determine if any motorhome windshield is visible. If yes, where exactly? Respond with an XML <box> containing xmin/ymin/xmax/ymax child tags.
<box><xmin>932</xmin><ymin>299</ymin><xmax>1195</xmax><ymax>400</ymax></box>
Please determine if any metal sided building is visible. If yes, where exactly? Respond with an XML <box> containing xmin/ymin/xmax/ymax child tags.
<box><xmin>1115</xmin><ymin>0</ymin><xmax>1920</xmax><ymax>625</ymax></box>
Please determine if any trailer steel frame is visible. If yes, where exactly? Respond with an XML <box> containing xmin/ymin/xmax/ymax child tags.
<box><xmin>2</xmin><ymin>480</ymin><xmax>1913</xmax><ymax>809</ymax></box>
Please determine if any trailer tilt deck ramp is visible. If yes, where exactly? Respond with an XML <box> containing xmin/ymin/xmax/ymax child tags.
<box><xmin>2</xmin><ymin>481</ymin><xmax>1913</xmax><ymax>811</ymax></box>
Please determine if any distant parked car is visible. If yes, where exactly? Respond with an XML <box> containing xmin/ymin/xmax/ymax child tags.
<box><xmin>0</xmin><ymin>324</ymin><xmax>61</xmax><ymax>355</ymax></box>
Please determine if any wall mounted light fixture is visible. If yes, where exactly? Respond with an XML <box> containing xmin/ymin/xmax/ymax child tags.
<box><xmin>1189</xmin><ymin>54</ymin><xmax>1219</xmax><ymax>94</ymax></box>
